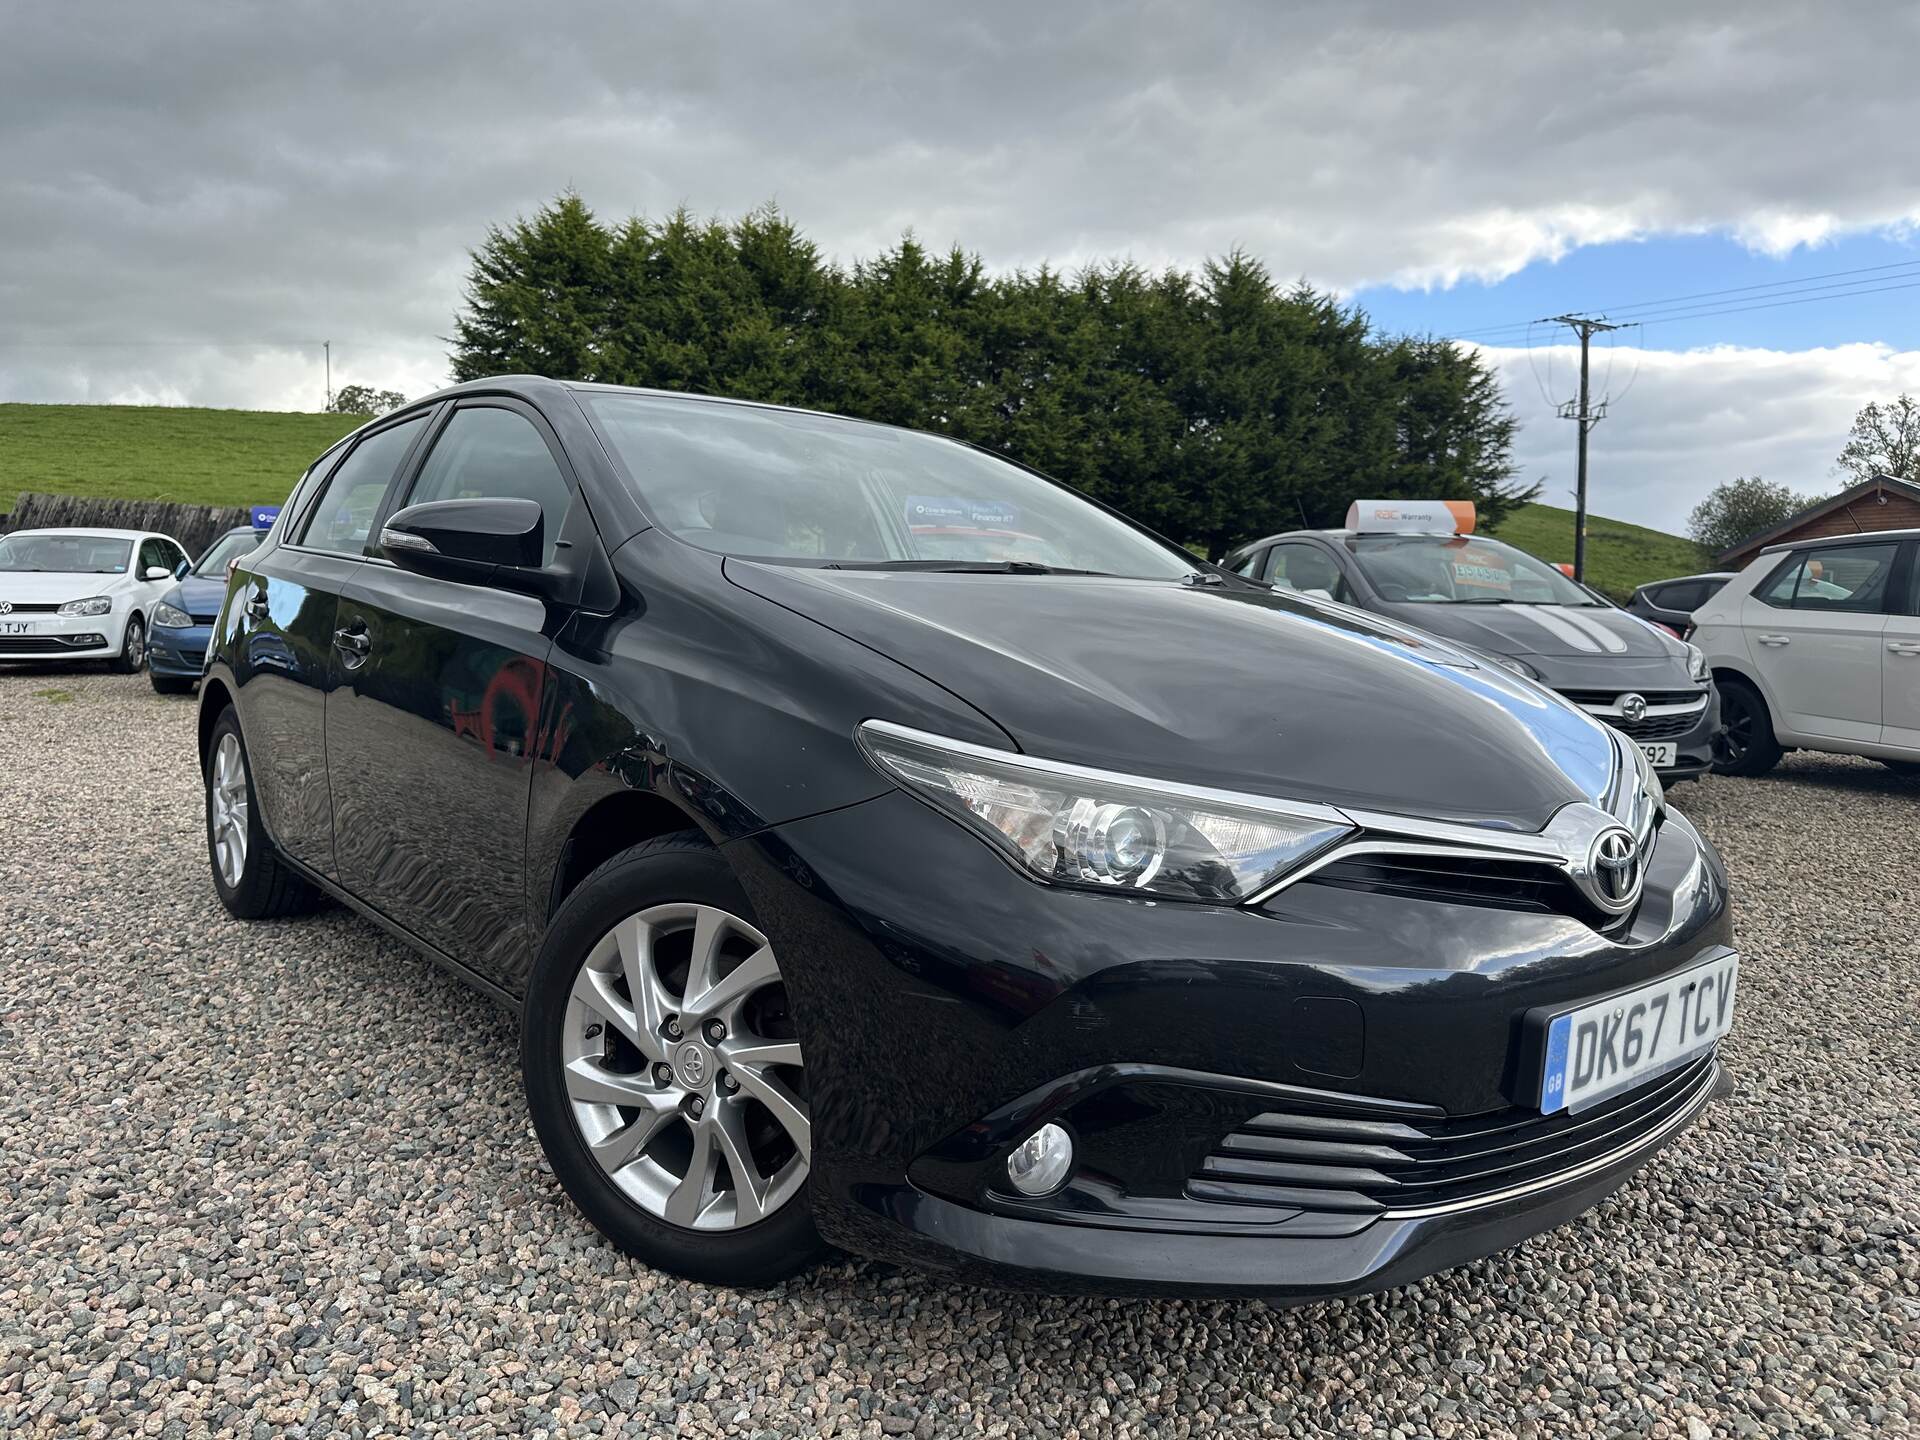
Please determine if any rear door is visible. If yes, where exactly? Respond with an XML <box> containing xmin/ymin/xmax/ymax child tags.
<box><xmin>323</xmin><ymin>398</ymin><xmax>579</xmax><ymax>983</ymax></box>
<box><xmin>1880</xmin><ymin>542</ymin><xmax>1920</xmax><ymax>752</ymax></box>
<box><xmin>228</xmin><ymin>413</ymin><xmax>431</xmax><ymax>876</ymax></box>
<box><xmin>1741</xmin><ymin>541</ymin><xmax>1898</xmax><ymax>744</ymax></box>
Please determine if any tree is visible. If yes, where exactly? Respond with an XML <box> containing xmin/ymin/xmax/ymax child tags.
<box><xmin>327</xmin><ymin>384</ymin><xmax>407</xmax><ymax>416</ymax></box>
<box><xmin>1836</xmin><ymin>393</ymin><xmax>1920</xmax><ymax>485</ymax></box>
<box><xmin>447</xmin><ymin>196</ymin><xmax>1525</xmax><ymax>556</ymax></box>
<box><xmin>1687</xmin><ymin>475</ymin><xmax>1823</xmax><ymax>554</ymax></box>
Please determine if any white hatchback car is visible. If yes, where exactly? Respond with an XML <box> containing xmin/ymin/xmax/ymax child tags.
<box><xmin>0</xmin><ymin>527</ymin><xmax>192</xmax><ymax>672</ymax></box>
<box><xmin>1691</xmin><ymin>527</ymin><xmax>1920</xmax><ymax>777</ymax></box>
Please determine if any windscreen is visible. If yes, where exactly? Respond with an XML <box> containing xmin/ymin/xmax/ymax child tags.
<box><xmin>1346</xmin><ymin>534</ymin><xmax>1599</xmax><ymax>605</ymax></box>
<box><xmin>192</xmin><ymin>530</ymin><xmax>260</xmax><ymax>577</ymax></box>
<box><xmin>581</xmin><ymin>393</ymin><xmax>1193</xmax><ymax>579</ymax></box>
<box><xmin>0</xmin><ymin>534</ymin><xmax>134</xmax><ymax>574</ymax></box>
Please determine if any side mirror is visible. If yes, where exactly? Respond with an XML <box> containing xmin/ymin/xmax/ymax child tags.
<box><xmin>379</xmin><ymin>497</ymin><xmax>552</xmax><ymax>595</ymax></box>
<box><xmin>144</xmin><ymin>565</ymin><xmax>173</xmax><ymax>581</ymax></box>
<box><xmin>174</xmin><ymin>559</ymin><xmax>190</xmax><ymax>579</ymax></box>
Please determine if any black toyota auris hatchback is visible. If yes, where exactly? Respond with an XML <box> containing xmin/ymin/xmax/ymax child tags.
<box><xmin>199</xmin><ymin>376</ymin><xmax>1738</xmax><ymax>1298</ymax></box>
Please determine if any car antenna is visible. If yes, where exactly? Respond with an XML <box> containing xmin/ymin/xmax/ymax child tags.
<box><xmin>1297</xmin><ymin>499</ymin><xmax>1310</xmax><ymax>529</ymax></box>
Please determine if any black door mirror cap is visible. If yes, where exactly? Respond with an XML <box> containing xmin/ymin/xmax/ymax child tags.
<box><xmin>383</xmin><ymin>496</ymin><xmax>545</xmax><ymax>569</ymax></box>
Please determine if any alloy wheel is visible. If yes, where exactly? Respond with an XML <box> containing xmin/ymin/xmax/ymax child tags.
<box><xmin>562</xmin><ymin>903</ymin><xmax>809</xmax><ymax>1231</ymax></box>
<box><xmin>1719</xmin><ymin>695</ymin><xmax>1753</xmax><ymax>763</ymax></box>
<box><xmin>124</xmin><ymin>619</ymin><xmax>145</xmax><ymax>671</ymax></box>
<box><xmin>209</xmin><ymin>733</ymin><xmax>250</xmax><ymax>887</ymax></box>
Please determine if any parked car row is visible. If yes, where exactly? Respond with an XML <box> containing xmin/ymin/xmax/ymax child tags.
<box><xmin>0</xmin><ymin>521</ymin><xmax>271</xmax><ymax>685</ymax></box>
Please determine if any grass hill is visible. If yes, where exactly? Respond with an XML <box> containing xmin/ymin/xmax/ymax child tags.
<box><xmin>1489</xmin><ymin>501</ymin><xmax>1711</xmax><ymax>601</ymax></box>
<box><xmin>1</xmin><ymin>403</ymin><xmax>1707</xmax><ymax>600</ymax></box>
<box><xmin>0</xmin><ymin>403</ymin><xmax>359</xmax><ymax>516</ymax></box>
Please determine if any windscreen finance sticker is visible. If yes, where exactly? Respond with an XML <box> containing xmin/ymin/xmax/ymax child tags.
<box><xmin>1451</xmin><ymin>547</ymin><xmax>1513</xmax><ymax>593</ymax></box>
<box><xmin>906</xmin><ymin>495</ymin><xmax>1020</xmax><ymax>531</ymax></box>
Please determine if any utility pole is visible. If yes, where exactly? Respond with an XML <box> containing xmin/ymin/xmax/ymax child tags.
<box><xmin>323</xmin><ymin>340</ymin><xmax>332</xmax><ymax>412</ymax></box>
<box><xmin>1544</xmin><ymin>314</ymin><xmax>1620</xmax><ymax>583</ymax></box>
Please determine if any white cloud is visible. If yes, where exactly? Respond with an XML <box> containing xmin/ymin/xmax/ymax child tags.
<box><xmin>1479</xmin><ymin>341</ymin><xmax>1920</xmax><ymax>533</ymax></box>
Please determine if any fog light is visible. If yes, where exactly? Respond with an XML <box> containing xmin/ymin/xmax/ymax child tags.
<box><xmin>1004</xmin><ymin>1122</ymin><xmax>1074</xmax><ymax>1196</ymax></box>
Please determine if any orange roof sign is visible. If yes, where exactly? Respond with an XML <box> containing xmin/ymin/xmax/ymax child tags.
<box><xmin>1344</xmin><ymin>499</ymin><xmax>1476</xmax><ymax>535</ymax></box>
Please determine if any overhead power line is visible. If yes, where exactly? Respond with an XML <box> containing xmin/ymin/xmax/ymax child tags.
<box><xmin>1448</xmin><ymin>256</ymin><xmax>1920</xmax><ymax>343</ymax></box>
<box><xmin>1542</xmin><ymin>315</ymin><xmax>1621</xmax><ymax>585</ymax></box>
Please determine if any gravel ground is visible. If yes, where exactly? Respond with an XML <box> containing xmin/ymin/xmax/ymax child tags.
<box><xmin>0</xmin><ymin>668</ymin><xmax>1914</xmax><ymax>1439</ymax></box>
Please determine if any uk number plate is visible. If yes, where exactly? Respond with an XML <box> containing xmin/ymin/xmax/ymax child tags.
<box><xmin>1536</xmin><ymin>953</ymin><xmax>1738</xmax><ymax>1113</ymax></box>
<box><xmin>1639</xmin><ymin>741</ymin><xmax>1676</xmax><ymax>768</ymax></box>
<box><xmin>0</xmin><ymin>620</ymin><xmax>31</xmax><ymax>636</ymax></box>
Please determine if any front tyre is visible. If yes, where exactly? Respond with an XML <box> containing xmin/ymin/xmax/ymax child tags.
<box><xmin>205</xmin><ymin>707</ymin><xmax>316</xmax><ymax>918</ymax></box>
<box><xmin>1712</xmin><ymin>677</ymin><xmax>1782</xmax><ymax>777</ymax></box>
<box><xmin>112</xmin><ymin>615</ymin><xmax>146</xmax><ymax>674</ymax></box>
<box><xmin>522</xmin><ymin>832</ymin><xmax>826</xmax><ymax>1286</ymax></box>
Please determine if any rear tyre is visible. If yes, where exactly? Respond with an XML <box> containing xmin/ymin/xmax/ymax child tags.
<box><xmin>1712</xmin><ymin>677</ymin><xmax>1782</xmax><ymax>777</ymax></box>
<box><xmin>205</xmin><ymin>707</ymin><xmax>316</xmax><ymax>919</ymax></box>
<box><xmin>112</xmin><ymin>616</ymin><xmax>146</xmax><ymax>675</ymax></box>
<box><xmin>523</xmin><ymin>831</ymin><xmax>827</xmax><ymax>1287</ymax></box>
<box><xmin>151</xmin><ymin>673</ymin><xmax>195</xmax><ymax>696</ymax></box>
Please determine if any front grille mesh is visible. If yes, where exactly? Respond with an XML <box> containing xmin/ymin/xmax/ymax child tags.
<box><xmin>1304</xmin><ymin>852</ymin><xmax>1589</xmax><ymax>917</ymax></box>
<box><xmin>0</xmin><ymin>601</ymin><xmax>61</xmax><ymax>614</ymax></box>
<box><xmin>1189</xmin><ymin>1055</ymin><xmax>1714</xmax><ymax>1215</ymax></box>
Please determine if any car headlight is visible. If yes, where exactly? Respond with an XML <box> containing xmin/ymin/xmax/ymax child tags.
<box><xmin>57</xmin><ymin>596</ymin><xmax>111</xmax><ymax>617</ymax></box>
<box><xmin>1684</xmin><ymin>642</ymin><xmax>1709</xmax><ymax>684</ymax></box>
<box><xmin>857</xmin><ymin>720</ymin><xmax>1354</xmax><ymax>902</ymax></box>
<box><xmin>152</xmin><ymin>601</ymin><xmax>192</xmax><ymax>628</ymax></box>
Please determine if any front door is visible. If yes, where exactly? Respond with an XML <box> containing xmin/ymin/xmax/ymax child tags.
<box><xmin>323</xmin><ymin>400</ymin><xmax>579</xmax><ymax>984</ymax></box>
<box><xmin>1741</xmin><ymin>541</ymin><xmax>1897</xmax><ymax>744</ymax></box>
<box><xmin>1880</xmin><ymin>542</ymin><xmax>1920</xmax><ymax>752</ymax></box>
<box><xmin>231</xmin><ymin>414</ymin><xmax>430</xmax><ymax>876</ymax></box>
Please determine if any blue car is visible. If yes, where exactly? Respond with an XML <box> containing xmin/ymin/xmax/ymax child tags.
<box><xmin>147</xmin><ymin>526</ymin><xmax>265</xmax><ymax>693</ymax></box>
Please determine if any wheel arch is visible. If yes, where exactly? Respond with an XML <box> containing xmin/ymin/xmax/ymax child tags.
<box><xmin>197</xmin><ymin>675</ymin><xmax>235</xmax><ymax>772</ymax></box>
<box><xmin>546</xmin><ymin>788</ymin><xmax>706</xmax><ymax>921</ymax></box>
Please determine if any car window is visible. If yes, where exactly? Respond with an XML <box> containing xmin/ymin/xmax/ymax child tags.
<box><xmin>1345</xmin><ymin>534</ymin><xmax>1596</xmax><ymax>605</ymax></box>
<box><xmin>1229</xmin><ymin>547</ymin><xmax>1267</xmax><ymax>578</ymax></box>
<box><xmin>1266</xmin><ymin>542</ymin><xmax>1351</xmax><ymax>602</ymax></box>
<box><xmin>402</xmin><ymin>406</ymin><xmax>573</xmax><ymax>566</ymax></box>
<box><xmin>1654</xmin><ymin>580</ymin><xmax>1707</xmax><ymax>611</ymax></box>
<box><xmin>0</xmin><ymin>533</ymin><xmax>132</xmax><ymax>574</ymax></box>
<box><xmin>193</xmin><ymin>530</ymin><xmax>260</xmax><ymax>578</ymax></box>
<box><xmin>298</xmin><ymin>416</ymin><xmax>427</xmax><ymax>555</ymax></box>
<box><xmin>579</xmin><ymin>392</ymin><xmax>1193</xmax><ymax>579</ymax></box>
<box><xmin>1758</xmin><ymin>542</ymin><xmax>1898</xmax><ymax>613</ymax></box>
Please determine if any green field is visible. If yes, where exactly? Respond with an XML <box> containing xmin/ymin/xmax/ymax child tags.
<box><xmin>1489</xmin><ymin>502</ymin><xmax>1711</xmax><ymax>601</ymax></box>
<box><xmin>1</xmin><ymin>403</ymin><xmax>1707</xmax><ymax>598</ymax></box>
<box><xmin>0</xmin><ymin>403</ymin><xmax>360</xmax><ymax>516</ymax></box>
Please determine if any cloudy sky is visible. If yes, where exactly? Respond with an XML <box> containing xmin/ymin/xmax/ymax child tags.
<box><xmin>5</xmin><ymin>0</ymin><xmax>1919</xmax><ymax>531</ymax></box>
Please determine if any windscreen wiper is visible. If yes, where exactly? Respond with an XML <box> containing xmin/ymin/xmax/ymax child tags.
<box><xmin>824</xmin><ymin>559</ymin><xmax>1107</xmax><ymax>575</ymax></box>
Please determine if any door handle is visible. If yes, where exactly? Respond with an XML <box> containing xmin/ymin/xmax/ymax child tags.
<box><xmin>1889</xmin><ymin>641</ymin><xmax>1920</xmax><ymax>656</ymax></box>
<box><xmin>332</xmin><ymin>626</ymin><xmax>371</xmax><ymax>659</ymax></box>
<box><xmin>1756</xmin><ymin>634</ymin><xmax>1791</xmax><ymax>647</ymax></box>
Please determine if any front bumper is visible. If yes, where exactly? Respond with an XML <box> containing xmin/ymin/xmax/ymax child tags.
<box><xmin>724</xmin><ymin>788</ymin><xmax>1735</xmax><ymax>1299</ymax></box>
<box><xmin>1558</xmin><ymin>686</ymin><xmax>1720</xmax><ymax>783</ymax></box>
<box><xmin>148</xmin><ymin>621</ymin><xmax>214</xmax><ymax>677</ymax></box>
<box><xmin>0</xmin><ymin>611</ymin><xmax>118</xmax><ymax>661</ymax></box>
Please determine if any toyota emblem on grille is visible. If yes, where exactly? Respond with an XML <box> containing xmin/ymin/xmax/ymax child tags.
<box><xmin>1590</xmin><ymin>827</ymin><xmax>1641</xmax><ymax>908</ymax></box>
<box><xmin>1619</xmin><ymin>692</ymin><xmax>1647</xmax><ymax>723</ymax></box>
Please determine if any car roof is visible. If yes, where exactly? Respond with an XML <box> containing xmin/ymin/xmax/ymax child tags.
<box><xmin>1760</xmin><ymin>526</ymin><xmax>1920</xmax><ymax>556</ymax></box>
<box><xmin>1636</xmin><ymin>571</ymin><xmax>1736</xmax><ymax>588</ymax></box>
<box><xmin>7</xmin><ymin>527</ymin><xmax>157</xmax><ymax>540</ymax></box>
